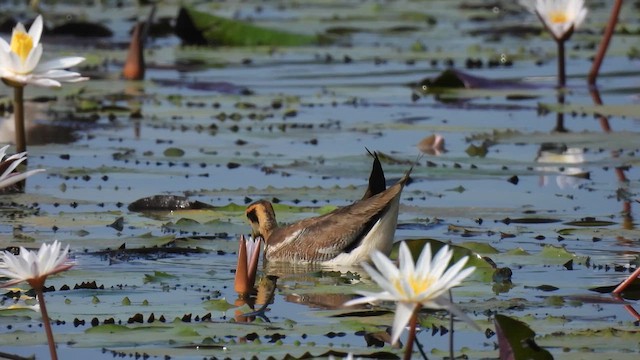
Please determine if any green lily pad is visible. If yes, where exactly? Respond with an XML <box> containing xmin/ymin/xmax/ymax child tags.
<box><xmin>494</xmin><ymin>314</ymin><xmax>553</xmax><ymax>360</ymax></box>
<box><xmin>143</xmin><ymin>271</ymin><xmax>178</xmax><ymax>284</ymax></box>
<box><xmin>176</xmin><ymin>7</ymin><xmax>320</xmax><ymax>46</ymax></box>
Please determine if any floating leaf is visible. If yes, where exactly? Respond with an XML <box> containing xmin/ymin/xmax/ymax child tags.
<box><xmin>540</xmin><ymin>102</ymin><xmax>640</xmax><ymax>119</ymax></box>
<box><xmin>202</xmin><ymin>298</ymin><xmax>235</xmax><ymax>312</ymax></box>
<box><xmin>143</xmin><ymin>271</ymin><xmax>178</xmax><ymax>284</ymax></box>
<box><xmin>128</xmin><ymin>195</ymin><xmax>215</xmax><ymax>212</ymax></box>
<box><xmin>85</xmin><ymin>324</ymin><xmax>134</xmax><ymax>334</ymax></box>
<box><xmin>163</xmin><ymin>147</ymin><xmax>185</xmax><ymax>157</ymax></box>
<box><xmin>494</xmin><ymin>314</ymin><xmax>553</xmax><ymax>360</ymax></box>
<box><xmin>502</xmin><ymin>217</ymin><xmax>562</xmax><ymax>224</ymax></box>
<box><xmin>175</xmin><ymin>7</ymin><xmax>320</xmax><ymax>46</ymax></box>
<box><xmin>465</xmin><ymin>143</ymin><xmax>487</xmax><ymax>157</ymax></box>
<box><xmin>564</xmin><ymin>218</ymin><xmax>617</xmax><ymax>227</ymax></box>
<box><xmin>459</xmin><ymin>241</ymin><xmax>500</xmax><ymax>254</ymax></box>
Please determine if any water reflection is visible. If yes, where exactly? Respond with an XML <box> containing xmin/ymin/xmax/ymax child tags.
<box><xmin>535</xmin><ymin>143</ymin><xmax>586</xmax><ymax>189</ymax></box>
<box><xmin>261</xmin><ymin>262</ymin><xmax>363</xmax><ymax>310</ymax></box>
<box><xmin>234</xmin><ymin>275</ymin><xmax>277</xmax><ymax>323</ymax></box>
<box><xmin>0</xmin><ymin>102</ymin><xmax>78</xmax><ymax>145</ymax></box>
<box><xmin>590</xmin><ymin>86</ymin><xmax>634</xmax><ymax>231</ymax></box>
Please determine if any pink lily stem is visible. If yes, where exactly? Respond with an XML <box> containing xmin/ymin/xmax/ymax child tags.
<box><xmin>554</xmin><ymin>39</ymin><xmax>567</xmax><ymax>132</ymax></box>
<box><xmin>623</xmin><ymin>304</ymin><xmax>640</xmax><ymax>321</ymax></box>
<box><xmin>35</xmin><ymin>288</ymin><xmax>59</xmax><ymax>360</ymax></box>
<box><xmin>13</xmin><ymin>85</ymin><xmax>26</xmax><ymax>154</ymax></box>
<box><xmin>448</xmin><ymin>290</ymin><xmax>454</xmax><ymax>360</ymax></box>
<box><xmin>588</xmin><ymin>0</ymin><xmax>623</xmax><ymax>86</ymax></box>
<box><xmin>556</xmin><ymin>39</ymin><xmax>566</xmax><ymax>88</ymax></box>
<box><xmin>403</xmin><ymin>305</ymin><xmax>421</xmax><ymax>360</ymax></box>
<box><xmin>12</xmin><ymin>85</ymin><xmax>26</xmax><ymax>191</ymax></box>
<box><xmin>613</xmin><ymin>267</ymin><xmax>640</xmax><ymax>295</ymax></box>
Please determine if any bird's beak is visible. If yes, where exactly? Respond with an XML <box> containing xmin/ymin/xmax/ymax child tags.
<box><xmin>250</xmin><ymin>224</ymin><xmax>262</xmax><ymax>239</ymax></box>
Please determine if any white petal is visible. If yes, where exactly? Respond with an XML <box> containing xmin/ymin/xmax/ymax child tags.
<box><xmin>36</xmin><ymin>56</ymin><xmax>85</xmax><ymax>72</ymax></box>
<box><xmin>370</xmin><ymin>250</ymin><xmax>399</xmax><ymax>280</ymax></box>
<box><xmin>22</xmin><ymin>44</ymin><xmax>42</xmax><ymax>73</ymax></box>
<box><xmin>343</xmin><ymin>293</ymin><xmax>385</xmax><ymax>307</ymax></box>
<box><xmin>0</xmin><ymin>49</ymin><xmax>15</xmax><ymax>72</ymax></box>
<box><xmin>6</xmin><ymin>151</ymin><xmax>27</xmax><ymax>161</ymax></box>
<box><xmin>0</xmin><ymin>156</ymin><xmax>26</xmax><ymax>179</ymax></box>
<box><xmin>12</xmin><ymin>23</ymin><xmax>26</xmax><ymax>38</ymax></box>
<box><xmin>28</xmin><ymin>16</ymin><xmax>43</xmax><ymax>47</ymax></box>
<box><xmin>391</xmin><ymin>301</ymin><xmax>417</xmax><ymax>345</ymax></box>
<box><xmin>438</xmin><ymin>259</ymin><xmax>473</xmax><ymax>287</ymax></box>
<box><xmin>574</xmin><ymin>8</ymin><xmax>587</xmax><ymax>28</ymax></box>
<box><xmin>63</xmin><ymin>76</ymin><xmax>89</xmax><ymax>83</ymax></box>
<box><xmin>35</xmin><ymin>69</ymin><xmax>81</xmax><ymax>79</ymax></box>
<box><xmin>27</xmin><ymin>77</ymin><xmax>61</xmax><ymax>87</ymax></box>
<box><xmin>7</xmin><ymin>52</ymin><xmax>24</xmax><ymax>74</ymax></box>
<box><xmin>428</xmin><ymin>245</ymin><xmax>454</xmax><ymax>280</ymax></box>
<box><xmin>398</xmin><ymin>241</ymin><xmax>415</xmax><ymax>275</ymax></box>
<box><xmin>415</xmin><ymin>243</ymin><xmax>433</xmax><ymax>274</ymax></box>
<box><xmin>360</xmin><ymin>262</ymin><xmax>399</xmax><ymax>297</ymax></box>
<box><xmin>0</xmin><ymin>145</ymin><xmax>9</xmax><ymax>159</ymax></box>
<box><xmin>0</xmin><ymin>38</ymin><xmax>10</xmax><ymax>53</ymax></box>
<box><xmin>0</xmin><ymin>169</ymin><xmax>45</xmax><ymax>190</ymax></box>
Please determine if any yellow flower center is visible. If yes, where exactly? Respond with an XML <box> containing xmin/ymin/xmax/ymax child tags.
<box><xmin>549</xmin><ymin>10</ymin><xmax>568</xmax><ymax>24</ymax></box>
<box><xmin>10</xmin><ymin>31</ymin><xmax>33</xmax><ymax>63</ymax></box>
<box><xmin>394</xmin><ymin>275</ymin><xmax>435</xmax><ymax>296</ymax></box>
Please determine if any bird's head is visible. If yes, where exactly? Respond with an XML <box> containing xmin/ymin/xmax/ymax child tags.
<box><xmin>245</xmin><ymin>200</ymin><xmax>277</xmax><ymax>241</ymax></box>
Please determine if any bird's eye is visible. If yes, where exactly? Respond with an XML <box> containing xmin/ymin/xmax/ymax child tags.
<box><xmin>246</xmin><ymin>209</ymin><xmax>259</xmax><ymax>223</ymax></box>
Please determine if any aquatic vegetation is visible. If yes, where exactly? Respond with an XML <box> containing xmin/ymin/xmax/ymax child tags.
<box><xmin>0</xmin><ymin>1</ymin><xmax>637</xmax><ymax>359</ymax></box>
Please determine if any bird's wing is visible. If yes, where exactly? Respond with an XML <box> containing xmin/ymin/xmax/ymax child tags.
<box><xmin>267</xmin><ymin>171</ymin><xmax>410</xmax><ymax>262</ymax></box>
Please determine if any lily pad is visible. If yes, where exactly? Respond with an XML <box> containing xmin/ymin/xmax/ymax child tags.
<box><xmin>175</xmin><ymin>7</ymin><xmax>320</xmax><ymax>46</ymax></box>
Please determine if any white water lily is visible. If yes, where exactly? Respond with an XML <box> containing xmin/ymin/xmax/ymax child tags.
<box><xmin>0</xmin><ymin>240</ymin><xmax>73</xmax><ymax>289</ymax></box>
<box><xmin>0</xmin><ymin>144</ymin><xmax>44</xmax><ymax>189</ymax></box>
<box><xmin>520</xmin><ymin>0</ymin><xmax>588</xmax><ymax>40</ymax></box>
<box><xmin>344</xmin><ymin>241</ymin><xmax>477</xmax><ymax>345</ymax></box>
<box><xmin>0</xmin><ymin>15</ymin><xmax>87</xmax><ymax>87</ymax></box>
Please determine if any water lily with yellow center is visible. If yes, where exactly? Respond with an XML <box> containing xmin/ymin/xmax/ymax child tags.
<box><xmin>0</xmin><ymin>240</ymin><xmax>73</xmax><ymax>360</ymax></box>
<box><xmin>344</xmin><ymin>241</ymin><xmax>477</xmax><ymax>346</ymax></box>
<box><xmin>0</xmin><ymin>240</ymin><xmax>73</xmax><ymax>289</ymax></box>
<box><xmin>0</xmin><ymin>15</ymin><xmax>87</xmax><ymax>87</ymax></box>
<box><xmin>0</xmin><ymin>144</ymin><xmax>44</xmax><ymax>190</ymax></box>
<box><xmin>520</xmin><ymin>0</ymin><xmax>588</xmax><ymax>40</ymax></box>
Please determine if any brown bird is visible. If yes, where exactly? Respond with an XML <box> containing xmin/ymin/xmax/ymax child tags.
<box><xmin>245</xmin><ymin>153</ymin><xmax>411</xmax><ymax>265</ymax></box>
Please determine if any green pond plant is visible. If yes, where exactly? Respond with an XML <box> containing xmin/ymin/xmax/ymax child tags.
<box><xmin>344</xmin><ymin>241</ymin><xmax>477</xmax><ymax>360</ymax></box>
<box><xmin>0</xmin><ymin>15</ymin><xmax>87</xmax><ymax>154</ymax></box>
<box><xmin>0</xmin><ymin>240</ymin><xmax>74</xmax><ymax>360</ymax></box>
